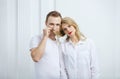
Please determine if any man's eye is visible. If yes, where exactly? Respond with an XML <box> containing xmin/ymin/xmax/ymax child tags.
<box><xmin>56</xmin><ymin>24</ymin><xmax>60</xmax><ymax>26</ymax></box>
<box><xmin>49</xmin><ymin>24</ymin><xmax>54</xmax><ymax>25</ymax></box>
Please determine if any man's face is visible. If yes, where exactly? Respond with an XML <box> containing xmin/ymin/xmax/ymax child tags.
<box><xmin>46</xmin><ymin>16</ymin><xmax>61</xmax><ymax>35</ymax></box>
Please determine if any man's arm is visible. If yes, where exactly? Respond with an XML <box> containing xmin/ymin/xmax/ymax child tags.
<box><xmin>30</xmin><ymin>28</ymin><xmax>51</xmax><ymax>62</ymax></box>
<box><xmin>30</xmin><ymin>36</ymin><xmax>48</xmax><ymax>62</ymax></box>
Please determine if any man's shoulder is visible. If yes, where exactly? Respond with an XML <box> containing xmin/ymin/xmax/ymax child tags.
<box><xmin>30</xmin><ymin>34</ymin><xmax>44</xmax><ymax>43</ymax></box>
<box><xmin>32</xmin><ymin>34</ymin><xmax>43</xmax><ymax>39</ymax></box>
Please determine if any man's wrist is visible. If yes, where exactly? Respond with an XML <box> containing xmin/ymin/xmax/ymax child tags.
<box><xmin>43</xmin><ymin>36</ymin><xmax>48</xmax><ymax>40</ymax></box>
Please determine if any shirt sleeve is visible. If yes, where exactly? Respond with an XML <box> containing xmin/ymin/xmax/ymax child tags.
<box><xmin>88</xmin><ymin>39</ymin><xmax>100</xmax><ymax>79</ymax></box>
<box><xmin>59</xmin><ymin>43</ymin><xmax>68</xmax><ymax>79</ymax></box>
<box><xmin>29</xmin><ymin>35</ymin><xmax>42</xmax><ymax>51</ymax></box>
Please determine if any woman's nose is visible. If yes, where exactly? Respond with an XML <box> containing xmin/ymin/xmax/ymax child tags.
<box><xmin>66</xmin><ymin>28</ymin><xmax>70</xmax><ymax>32</ymax></box>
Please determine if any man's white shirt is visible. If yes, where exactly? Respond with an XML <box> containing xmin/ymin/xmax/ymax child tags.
<box><xmin>30</xmin><ymin>34</ymin><xmax>67</xmax><ymax>79</ymax></box>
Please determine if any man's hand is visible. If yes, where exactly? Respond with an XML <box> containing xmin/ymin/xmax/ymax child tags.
<box><xmin>43</xmin><ymin>27</ymin><xmax>52</xmax><ymax>38</ymax></box>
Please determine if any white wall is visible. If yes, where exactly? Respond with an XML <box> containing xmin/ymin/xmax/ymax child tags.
<box><xmin>0</xmin><ymin>0</ymin><xmax>40</xmax><ymax>79</ymax></box>
<box><xmin>115</xmin><ymin>0</ymin><xmax>120</xmax><ymax>78</ymax></box>
<box><xmin>0</xmin><ymin>0</ymin><xmax>8</xmax><ymax>78</ymax></box>
<box><xmin>0</xmin><ymin>0</ymin><xmax>17</xmax><ymax>79</ymax></box>
<box><xmin>0</xmin><ymin>0</ymin><xmax>120</xmax><ymax>79</ymax></box>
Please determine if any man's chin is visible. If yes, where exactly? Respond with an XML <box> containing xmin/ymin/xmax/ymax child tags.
<box><xmin>50</xmin><ymin>31</ymin><xmax>55</xmax><ymax>35</ymax></box>
<box><xmin>54</xmin><ymin>31</ymin><xmax>60</xmax><ymax>35</ymax></box>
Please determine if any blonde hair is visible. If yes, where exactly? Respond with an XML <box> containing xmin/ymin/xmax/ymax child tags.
<box><xmin>60</xmin><ymin>17</ymin><xmax>86</xmax><ymax>41</ymax></box>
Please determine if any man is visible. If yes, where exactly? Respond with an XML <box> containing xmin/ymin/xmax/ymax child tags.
<box><xmin>30</xmin><ymin>11</ymin><xmax>67</xmax><ymax>79</ymax></box>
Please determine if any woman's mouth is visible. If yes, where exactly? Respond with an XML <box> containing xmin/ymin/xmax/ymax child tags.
<box><xmin>68</xmin><ymin>32</ymin><xmax>72</xmax><ymax>35</ymax></box>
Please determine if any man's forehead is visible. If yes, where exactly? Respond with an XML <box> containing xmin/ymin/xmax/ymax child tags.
<box><xmin>47</xmin><ymin>17</ymin><xmax>61</xmax><ymax>23</ymax></box>
<box><xmin>48</xmin><ymin>16</ymin><xmax>61</xmax><ymax>20</ymax></box>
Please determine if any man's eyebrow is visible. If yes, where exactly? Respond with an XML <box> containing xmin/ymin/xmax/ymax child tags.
<box><xmin>49</xmin><ymin>23</ymin><xmax>54</xmax><ymax>25</ymax></box>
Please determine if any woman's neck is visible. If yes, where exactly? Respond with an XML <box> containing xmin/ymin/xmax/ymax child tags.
<box><xmin>70</xmin><ymin>36</ymin><xmax>79</xmax><ymax>44</ymax></box>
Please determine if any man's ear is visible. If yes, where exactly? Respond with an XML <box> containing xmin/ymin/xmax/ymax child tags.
<box><xmin>45</xmin><ymin>22</ymin><xmax>47</xmax><ymax>26</ymax></box>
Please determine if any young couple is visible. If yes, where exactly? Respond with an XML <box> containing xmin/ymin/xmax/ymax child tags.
<box><xmin>30</xmin><ymin>11</ymin><xmax>99</xmax><ymax>79</ymax></box>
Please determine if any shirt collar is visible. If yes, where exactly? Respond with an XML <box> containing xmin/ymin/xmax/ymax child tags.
<box><xmin>68</xmin><ymin>39</ymin><xmax>85</xmax><ymax>46</ymax></box>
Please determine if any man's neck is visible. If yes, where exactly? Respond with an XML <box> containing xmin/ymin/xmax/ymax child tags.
<box><xmin>49</xmin><ymin>33</ymin><xmax>56</xmax><ymax>41</ymax></box>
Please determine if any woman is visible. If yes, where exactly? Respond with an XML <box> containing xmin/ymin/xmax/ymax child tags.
<box><xmin>60</xmin><ymin>17</ymin><xmax>99</xmax><ymax>79</ymax></box>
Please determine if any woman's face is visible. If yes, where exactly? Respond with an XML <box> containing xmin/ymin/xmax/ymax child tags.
<box><xmin>62</xmin><ymin>23</ymin><xmax>76</xmax><ymax>37</ymax></box>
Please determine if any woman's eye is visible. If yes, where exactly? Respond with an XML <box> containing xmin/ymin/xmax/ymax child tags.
<box><xmin>63</xmin><ymin>28</ymin><xmax>67</xmax><ymax>31</ymax></box>
<box><xmin>68</xmin><ymin>25</ymin><xmax>71</xmax><ymax>27</ymax></box>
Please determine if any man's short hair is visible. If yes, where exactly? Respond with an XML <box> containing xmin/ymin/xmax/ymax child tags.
<box><xmin>45</xmin><ymin>11</ymin><xmax>62</xmax><ymax>23</ymax></box>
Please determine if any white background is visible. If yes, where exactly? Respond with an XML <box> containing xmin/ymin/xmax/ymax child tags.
<box><xmin>0</xmin><ymin>0</ymin><xmax>120</xmax><ymax>79</ymax></box>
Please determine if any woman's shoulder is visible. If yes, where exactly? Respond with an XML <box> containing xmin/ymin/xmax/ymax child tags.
<box><xmin>85</xmin><ymin>38</ymin><xmax>94</xmax><ymax>43</ymax></box>
<box><xmin>84</xmin><ymin>38</ymin><xmax>96</xmax><ymax>48</ymax></box>
<box><xmin>80</xmin><ymin>38</ymin><xmax>95</xmax><ymax>46</ymax></box>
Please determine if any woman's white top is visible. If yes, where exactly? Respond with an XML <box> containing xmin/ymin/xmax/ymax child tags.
<box><xmin>61</xmin><ymin>38</ymin><xmax>99</xmax><ymax>79</ymax></box>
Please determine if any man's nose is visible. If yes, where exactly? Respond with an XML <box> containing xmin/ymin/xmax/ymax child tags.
<box><xmin>50</xmin><ymin>25</ymin><xmax>54</xmax><ymax>28</ymax></box>
<box><xmin>53</xmin><ymin>25</ymin><xmax>58</xmax><ymax>30</ymax></box>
